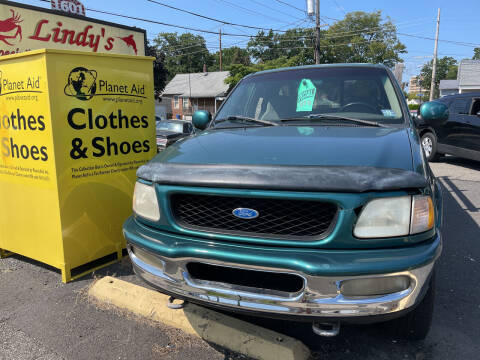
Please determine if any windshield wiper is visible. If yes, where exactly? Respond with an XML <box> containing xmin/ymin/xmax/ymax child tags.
<box><xmin>214</xmin><ymin>115</ymin><xmax>278</xmax><ymax>127</ymax></box>
<box><xmin>281</xmin><ymin>114</ymin><xmax>386</xmax><ymax>128</ymax></box>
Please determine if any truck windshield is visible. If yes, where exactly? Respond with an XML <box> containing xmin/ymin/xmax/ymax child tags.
<box><xmin>215</xmin><ymin>67</ymin><xmax>405</xmax><ymax>125</ymax></box>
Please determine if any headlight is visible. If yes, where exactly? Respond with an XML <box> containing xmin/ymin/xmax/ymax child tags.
<box><xmin>133</xmin><ymin>182</ymin><xmax>160</xmax><ymax>221</ymax></box>
<box><xmin>354</xmin><ymin>195</ymin><xmax>434</xmax><ymax>238</ymax></box>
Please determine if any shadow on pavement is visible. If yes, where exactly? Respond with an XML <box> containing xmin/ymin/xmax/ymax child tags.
<box><xmin>1</xmin><ymin>252</ymin><xmax>136</xmax><ymax>283</ymax></box>
<box><xmin>440</xmin><ymin>177</ymin><xmax>479</xmax><ymax>212</ymax></box>
<box><xmin>441</xmin><ymin>156</ymin><xmax>480</xmax><ymax>171</ymax></box>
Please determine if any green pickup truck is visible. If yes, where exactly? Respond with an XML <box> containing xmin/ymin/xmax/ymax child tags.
<box><xmin>123</xmin><ymin>64</ymin><xmax>448</xmax><ymax>340</ymax></box>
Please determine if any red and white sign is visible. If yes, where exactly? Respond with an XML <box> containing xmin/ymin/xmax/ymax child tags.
<box><xmin>51</xmin><ymin>0</ymin><xmax>85</xmax><ymax>17</ymax></box>
<box><xmin>0</xmin><ymin>1</ymin><xmax>145</xmax><ymax>57</ymax></box>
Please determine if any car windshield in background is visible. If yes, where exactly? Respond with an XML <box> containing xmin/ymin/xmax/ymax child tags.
<box><xmin>215</xmin><ymin>66</ymin><xmax>405</xmax><ymax>126</ymax></box>
<box><xmin>156</xmin><ymin>121</ymin><xmax>183</xmax><ymax>133</ymax></box>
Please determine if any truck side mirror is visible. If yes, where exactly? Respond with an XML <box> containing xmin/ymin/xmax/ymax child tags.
<box><xmin>192</xmin><ymin>110</ymin><xmax>211</xmax><ymax>130</ymax></box>
<box><xmin>418</xmin><ymin>101</ymin><xmax>449</xmax><ymax>126</ymax></box>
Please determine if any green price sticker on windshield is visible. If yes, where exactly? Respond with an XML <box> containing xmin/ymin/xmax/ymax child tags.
<box><xmin>296</xmin><ymin>79</ymin><xmax>317</xmax><ymax>112</ymax></box>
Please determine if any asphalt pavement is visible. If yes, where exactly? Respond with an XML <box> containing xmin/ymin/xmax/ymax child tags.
<box><xmin>1</xmin><ymin>156</ymin><xmax>479</xmax><ymax>360</ymax></box>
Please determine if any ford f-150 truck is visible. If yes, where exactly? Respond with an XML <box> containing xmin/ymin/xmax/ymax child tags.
<box><xmin>123</xmin><ymin>64</ymin><xmax>447</xmax><ymax>340</ymax></box>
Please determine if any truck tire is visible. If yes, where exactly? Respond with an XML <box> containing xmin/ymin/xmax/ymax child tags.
<box><xmin>421</xmin><ymin>132</ymin><xmax>440</xmax><ymax>162</ymax></box>
<box><xmin>387</xmin><ymin>271</ymin><xmax>435</xmax><ymax>341</ymax></box>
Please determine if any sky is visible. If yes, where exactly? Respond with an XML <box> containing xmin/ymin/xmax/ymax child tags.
<box><xmin>15</xmin><ymin>0</ymin><xmax>480</xmax><ymax>84</ymax></box>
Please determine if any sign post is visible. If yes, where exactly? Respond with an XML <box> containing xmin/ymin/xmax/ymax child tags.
<box><xmin>0</xmin><ymin>49</ymin><xmax>155</xmax><ymax>282</ymax></box>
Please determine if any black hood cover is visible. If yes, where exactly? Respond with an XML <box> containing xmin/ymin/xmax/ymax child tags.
<box><xmin>137</xmin><ymin>163</ymin><xmax>427</xmax><ymax>193</ymax></box>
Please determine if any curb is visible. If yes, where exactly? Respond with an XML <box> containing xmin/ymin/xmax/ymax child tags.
<box><xmin>89</xmin><ymin>276</ymin><xmax>311</xmax><ymax>360</ymax></box>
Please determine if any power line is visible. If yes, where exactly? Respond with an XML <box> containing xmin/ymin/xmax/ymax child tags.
<box><xmin>34</xmin><ymin>0</ymin><xmax>480</xmax><ymax>50</ymax></box>
<box><xmin>35</xmin><ymin>0</ymin><xmax>310</xmax><ymax>39</ymax></box>
<box><xmin>273</xmin><ymin>0</ymin><xmax>305</xmax><ymax>13</ymax></box>
<box><xmin>246</xmin><ymin>0</ymin><xmax>304</xmax><ymax>21</ymax></box>
<box><xmin>397</xmin><ymin>32</ymin><xmax>480</xmax><ymax>48</ymax></box>
<box><xmin>331</xmin><ymin>0</ymin><xmax>346</xmax><ymax>15</ymax></box>
<box><xmin>146</xmin><ymin>0</ymin><xmax>293</xmax><ymax>33</ymax></box>
<box><xmin>214</xmin><ymin>0</ymin><xmax>292</xmax><ymax>24</ymax></box>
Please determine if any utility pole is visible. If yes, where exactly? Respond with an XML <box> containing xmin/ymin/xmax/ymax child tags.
<box><xmin>429</xmin><ymin>8</ymin><xmax>441</xmax><ymax>101</ymax></box>
<box><xmin>315</xmin><ymin>0</ymin><xmax>320</xmax><ymax>64</ymax></box>
<box><xmin>219</xmin><ymin>29</ymin><xmax>223</xmax><ymax>71</ymax></box>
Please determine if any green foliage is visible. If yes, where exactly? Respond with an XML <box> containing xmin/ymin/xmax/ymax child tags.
<box><xmin>145</xmin><ymin>41</ymin><xmax>168</xmax><ymax>98</ymax></box>
<box><xmin>247</xmin><ymin>28</ymin><xmax>315</xmax><ymax>63</ymax></box>
<box><xmin>210</xmin><ymin>46</ymin><xmax>251</xmax><ymax>71</ymax></box>
<box><xmin>408</xmin><ymin>104</ymin><xmax>420</xmax><ymax>110</ymax></box>
<box><xmin>419</xmin><ymin>57</ymin><xmax>458</xmax><ymax>99</ymax></box>
<box><xmin>153</xmin><ymin>11</ymin><xmax>409</xmax><ymax>91</ymax></box>
<box><xmin>153</xmin><ymin>32</ymin><xmax>213</xmax><ymax>81</ymax></box>
<box><xmin>473</xmin><ymin>47</ymin><xmax>480</xmax><ymax>60</ymax></box>
<box><xmin>320</xmin><ymin>11</ymin><xmax>406</xmax><ymax>67</ymax></box>
<box><xmin>245</xmin><ymin>12</ymin><xmax>406</xmax><ymax>67</ymax></box>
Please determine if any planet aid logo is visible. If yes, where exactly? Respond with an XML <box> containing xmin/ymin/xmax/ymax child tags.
<box><xmin>64</xmin><ymin>67</ymin><xmax>97</xmax><ymax>101</ymax></box>
<box><xmin>64</xmin><ymin>66</ymin><xmax>146</xmax><ymax>101</ymax></box>
<box><xmin>0</xmin><ymin>10</ymin><xmax>23</xmax><ymax>46</ymax></box>
<box><xmin>64</xmin><ymin>67</ymin><xmax>151</xmax><ymax>160</ymax></box>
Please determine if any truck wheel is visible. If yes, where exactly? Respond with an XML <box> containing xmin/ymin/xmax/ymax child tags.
<box><xmin>421</xmin><ymin>133</ymin><xmax>440</xmax><ymax>162</ymax></box>
<box><xmin>388</xmin><ymin>271</ymin><xmax>435</xmax><ymax>341</ymax></box>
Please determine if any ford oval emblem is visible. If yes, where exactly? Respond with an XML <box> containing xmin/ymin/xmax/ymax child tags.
<box><xmin>232</xmin><ymin>208</ymin><xmax>259</xmax><ymax>219</ymax></box>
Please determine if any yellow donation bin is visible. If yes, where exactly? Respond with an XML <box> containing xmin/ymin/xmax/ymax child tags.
<box><xmin>0</xmin><ymin>49</ymin><xmax>156</xmax><ymax>282</ymax></box>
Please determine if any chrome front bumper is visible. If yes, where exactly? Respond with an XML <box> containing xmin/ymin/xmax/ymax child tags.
<box><xmin>127</xmin><ymin>244</ymin><xmax>434</xmax><ymax>319</ymax></box>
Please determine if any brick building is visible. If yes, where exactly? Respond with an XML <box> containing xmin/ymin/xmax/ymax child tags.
<box><xmin>162</xmin><ymin>71</ymin><xmax>230</xmax><ymax>120</ymax></box>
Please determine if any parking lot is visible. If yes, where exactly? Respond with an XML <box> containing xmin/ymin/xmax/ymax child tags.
<box><xmin>1</xmin><ymin>156</ymin><xmax>479</xmax><ymax>360</ymax></box>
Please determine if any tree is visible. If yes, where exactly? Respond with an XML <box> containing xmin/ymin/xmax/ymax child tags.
<box><xmin>320</xmin><ymin>11</ymin><xmax>407</xmax><ymax>67</ymax></box>
<box><xmin>247</xmin><ymin>28</ymin><xmax>315</xmax><ymax>63</ymax></box>
<box><xmin>153</xmin><ymin>32</ymin><xmax>213</xmax><ymax>81</ymax></box>
<box><xmin>419</xmin><ymin>56</ymin><xmax>458</xmax><ymax>99</ymax></box>
<box><xmin>145</xmin><ymin>41</ymin><xmax>168</xmax><ymax>98</ymax></box>
<box><xmin>210</xmin><ymin>46</ymin><xmax>251</xmax><ymax>71</ymax></box>
<box><xmin>246</xmin><ymin>11</ymin><xmax>406</xmax><ymax>67</ymax></box>
<box><xmin>473</xmin><ymin>47</ymin><xmax>480</xmax><ymax>60</ymax></box>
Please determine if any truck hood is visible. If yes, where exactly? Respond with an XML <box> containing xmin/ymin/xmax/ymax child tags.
<box><xmin>139</xmin><ymin>126</ymin><xmax>429</xmax><ymax>192</ymax></box>
<box><xmin>154</xmin><ymin>125</ymin><xmax>414</xmax><ymax>170</ymax></box>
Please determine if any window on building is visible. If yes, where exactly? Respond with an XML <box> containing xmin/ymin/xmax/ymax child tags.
<box><xmin>183</xmin><ymin>98</ymin><xmax>190</xmax><ymax>109</ymax></box>
<box><xmin>173</xmin><ymin>96</ymin><xmax>179</xmax><ymax>109</ymax></box>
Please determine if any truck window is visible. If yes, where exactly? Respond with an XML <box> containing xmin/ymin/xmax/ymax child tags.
<box><xmin>470</xmin><ymin>98</ymin><xmax>480</xmax><ymax>115</ymax></box>
<box><xmin>450</xmin><ymin>98</ymin><xmax>469</xmax><ymax>114</ymax></box>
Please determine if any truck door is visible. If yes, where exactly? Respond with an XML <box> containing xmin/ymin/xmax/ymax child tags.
<box><xmin>441</xmin><ymin>97</ymin><xmax>471</xmax><ymax>151</ymax></box>
<box><xmin>464</xmin><ymin>98</ymin><xmax>480</xmax><ymax>154</ymax></box>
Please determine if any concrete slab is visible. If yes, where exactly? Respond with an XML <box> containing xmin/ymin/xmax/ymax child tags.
<box><xmin>88</xmin><ymin>276</ymin><xmax>311</xmax><ymax>360</ymax></box>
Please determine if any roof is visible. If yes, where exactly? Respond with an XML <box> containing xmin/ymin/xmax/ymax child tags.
<box><xmin>439</xmin><ymin>92</ymin><xmax>480</xmax><ymax>100</ymax></box>
<box><xmin>439</xmin><ymin>79</ymin><xmax>459</xmax><ymax>90</ymax></box>
<box><xmin>162</xmin><ymin>71</ymin><xmax>230</xmax><ymax>98</ymax></box>
<box><xmin>458</xmin><ymin>60</ymin><xmax>480</xmax><ymax>86</ymax></box>
<box><xmin>249</xmin><ymin>63</ymin><xmax>387</xmax><ymax>78</ymax></box>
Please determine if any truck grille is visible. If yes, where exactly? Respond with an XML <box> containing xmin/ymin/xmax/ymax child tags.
<box><xmin>170</xmin><ymin>194</ymin><xmax>338</xmax><ymax>239</ymax></box>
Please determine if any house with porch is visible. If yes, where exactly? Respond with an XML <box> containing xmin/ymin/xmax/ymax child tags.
<box><xmin>161</xmin><ymin>71</ymin><xmax>230</xmax><ymax>120</ymax></box>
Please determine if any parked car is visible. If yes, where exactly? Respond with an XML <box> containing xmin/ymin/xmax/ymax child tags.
<box><xmin>124</xmin><ymin>64</ymin><xmax>446</xmax><ymax>340</ymax></box>
<box><xmin>155</xmin><ymin>119</ymin><xmax>195</xmax><ymax>151</ymax></box>
<box><xmin>417</xmin><ymin>92</ymin><xmax>480</xmax><ymax>161</ymax></box>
